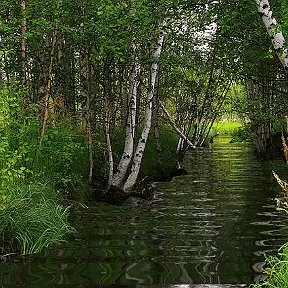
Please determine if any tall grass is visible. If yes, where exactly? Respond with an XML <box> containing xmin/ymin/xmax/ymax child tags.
<box><xmin>252</xmin><ymin>245</ymin><xmax>288</xmax><ymax>288</ymax></box>
<box><xmin>0</xmin><ymin>182</ymin><xmax>74</xmax><ymax>255</ymax></box>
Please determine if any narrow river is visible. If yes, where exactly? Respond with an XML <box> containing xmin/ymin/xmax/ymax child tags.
<box><xmin>2</xmin><ymin>136</ymin><xmax>288</xmax><ymax>286</ymax></box>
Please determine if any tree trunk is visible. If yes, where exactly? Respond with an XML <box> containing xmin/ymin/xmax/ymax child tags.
<box><xmin>123</xmin><ymin>21</ymin><xmax>166</xmax><ymax>192</ymax></box>
<box><xmin>246</xmin><ymin>77</ymin><xmax>272</xmax><ymax>154</ymax></box>
<box><xmin>80</xmin><ymin>51</ymin><xmax>93</xmax><ymax>183</ymax></box>
<box><xmin>159</xmin><ymin>101</ymin><xmax>196</xmax><ymax>148</ymax></box>
<box><xmin>111</xmin><ymin>63</ymin><xmax>140</xmax><ymax>188</ymax></box>
<box><xmin>105</xmin><ymin>105</ymin><xmax>114</xmax><ymax>188</ymax></box>
<box><xmin>20</xmin><ymin>0</ymin><xmax>27</xmax><ymax>85</ymax></box>
<box><xmin>40</xmin><ymin>24</ymin><xmax>58</xmax><ymax>142</ymax></box>
<box><xmin>79</xmin><ymin>6</ymin><xmax>94</xmax><ymax>184</ymax></box>
<box><xmin>152</xmin><ymin>73</ymin><xmax>162</xmax><ymax>153</ymax></box>
<box><xmin>255</xmin><ymin>0</ymin><xmax>288</xmax><ymax>70</ymax></box>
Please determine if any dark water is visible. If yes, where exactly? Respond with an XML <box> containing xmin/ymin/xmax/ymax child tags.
<box><xmin>2</xmin><ymin>136</ymin><xmax>288</xmax><ymax>286</ymax></box>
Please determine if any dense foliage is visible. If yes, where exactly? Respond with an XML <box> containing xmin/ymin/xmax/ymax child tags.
<box><xmin>1</xmin><ymin>1</ymin><xmax>288</xmax><ymax>281</ymax></box>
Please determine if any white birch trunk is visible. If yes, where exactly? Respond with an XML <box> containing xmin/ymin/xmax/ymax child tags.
<box><xmin>159</xmin><ymin>101</ymin><xmax>196</xmax><ymax>148</ymax></box>
<box><xmin>111</xmin><ymin>64</ymin><xmax>140</xmax><ymax>187</ymax></box>
<box><xmin>123</xmin><ymin>21</ymin><xmax>166</xmax><ymax>192</ymax></box>
<box><xmin>80</xmin><ymin>54</ymin><xmax>93</xmax><ymax>183</ymax></box>
<box><xmin>255</xmin><ymin>0</ymin><xmax>288</xmax><ymax>69</ymax></box>
<box><xmin>105</xmin><ymin>107</ymin><xmax>114</xmax><ymax>188</ymax></box>
<box><xmin>79</xmin><ymin>8</ymin><xmax>94</xmax><ymax>184</ymax></box>
<box><xmin>20</xmin><ymin>0</ymin><xmax>27</xmax><ymax>85</ymax></box>
<box><xmin>152</xmin><ymin>74</ymin><xmax>162</xmax><ymax>153</ymax></box>
<box><xmin>176</xmin><ymin>138</ymin><xmax>184</xmax><ymax>154</ymax></box>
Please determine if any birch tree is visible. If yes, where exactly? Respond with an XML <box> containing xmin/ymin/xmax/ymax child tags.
<box><xmin>255</xmin><ymin>0</ymin><xmax>288</xmax><ymax>70</ymax></box>
<box><xmin>20</xmin><ymin>0</ymin><xmax>27</xmax><ymax>85</ymax></box>
<box><xmin>40</xmin><ymin>23</ymin><xmax>59</xmax><ymax>142</ymax></box>
<box><xmin>110</xmin><ymin>63</ymin><xmax>140</xmax><ymax>188</ymax></box>
<box><xmin>122</xmin><ymin>21</ymin><xmax>166</xmax><ymax>192</ymax></box>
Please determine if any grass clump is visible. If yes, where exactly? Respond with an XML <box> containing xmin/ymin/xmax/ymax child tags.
<box><xmin>252</xmin><ymin>246</ymin><xmax>288</xmax><ymax>288</ymax></box>
<box><xmin>252</xmin><ymin>174</ymin><xmax>288</xmax><ymax>287</ymax></box>
<box><xmin>0</xmin><ymin>182</ymin><xmax>74</xmax><ymax>255</ymax></box>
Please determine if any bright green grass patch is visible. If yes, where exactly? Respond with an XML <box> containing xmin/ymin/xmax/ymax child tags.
<box><xmin>212</xmin><ymin>121</ymin><xmax>243</xmax><ymax>135</ymax></box>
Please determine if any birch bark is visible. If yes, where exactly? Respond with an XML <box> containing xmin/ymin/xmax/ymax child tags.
<box><xmin>152</xmin><ymin>74</ymin><xmax>162</xmax><ymax>153</ymax></box>
<box><xmin>80</xmin><ymin>6</ymin><xmax>94</xmax><ymax>184</ymax></box>
<box><xmin>123</xmin><ymin>21</ymin><xmax>166</xmax><ymax>192</ymax></box>
<box><xmin>111</xmin><ymin>63</ymin><xmax>140</xmax><ymax>188</ymax></box>
<box><xmin>80</xmin><ymin>51</ymin><xmax>93</xmax><ymax>183</ymax></box>
<box><xmin>20</xmin><ymin>0</ymin><xmax>27</xmax><ymax>85</ymax></box>
<box><xmin>255</xmin><ymin>0</ymin><xmax>288</xmax><ymax>69</ymax></box>
<box><xmin>105</xmin><ymin>105</ymin><xmax>114</xmax><ymax>188</ymax></box>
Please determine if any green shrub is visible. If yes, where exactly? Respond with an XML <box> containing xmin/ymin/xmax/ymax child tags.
<box><xmin>33</xmin><ymin>121</ymin><xmax>89</xmax><ymax>197</ymax></box>
<box><xmin>0</xmin><ymin>85</ymin><xmax>76</xmax><ymax>256</ymax></box>
<box><xmin>230</xmin><ymin>123</ymin><xmax>253</xmax><ymax>142</ymax></box>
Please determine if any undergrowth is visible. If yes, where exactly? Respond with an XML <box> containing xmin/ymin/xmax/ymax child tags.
<box><xmin>0</xmin><ymin>83</ymin><xmax>183</xmax><ymax>256</ymax></box>
<box><xmin>0</xmin><ymin>85</ymin><xmax>81</xmax><ymax>256</ymax></box>
<box><xmin>0</xmin><ymin>182</ymin><xmax>74</xmax><ymax>255</ymax></box>
<box><xmin>252</xmin><ymin>245</ymin><xmax>288</xmax><ymax>288</ymax></box>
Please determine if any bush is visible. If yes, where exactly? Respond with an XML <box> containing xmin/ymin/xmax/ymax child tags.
<box><xmin>0</xmin><ymin>85</ymin><xmax>76</xmax><ymax>256</ymax></box>
<box><xmin>230</xmin><ymin>123</ymin><xmax>253</xmax><ymax>142</ymax></box>
<box><xmin>140</xmin><ymin>127</ymin><xmax>180</xmax><ymax>180</ymax></box>
<box><xmin>33</xmin><ymin>121</ymin><xmax>89</xmax><ymax>198</ymax></box>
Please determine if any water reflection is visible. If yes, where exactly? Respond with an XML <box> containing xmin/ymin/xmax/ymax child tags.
<box><xmin>1</xmin><ymin>136</ymin><xmax>288</xmax><ymax>286</ymax></box>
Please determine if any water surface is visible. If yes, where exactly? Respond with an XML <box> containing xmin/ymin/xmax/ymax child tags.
<box><xmin>1</xmin><ymin>136</ymin><xmax>288</xmax><ymax>286</ymax></box>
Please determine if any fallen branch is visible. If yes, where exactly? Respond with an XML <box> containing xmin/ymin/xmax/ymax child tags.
<box><xmin>159</xmin><ymin>101</ymin><xmax>196</xmax><ymax>149</ymax></box>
